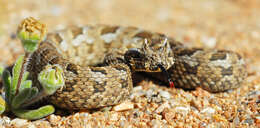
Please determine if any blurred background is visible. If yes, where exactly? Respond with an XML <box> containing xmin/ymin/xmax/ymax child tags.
<box><xmin>0</xmin><ymin>0</ymin><xmax>260</xmax><ymax>68</ymax></box>
<box><xmin>0</xmin><ymin>0</ymin><xmax>259</xmax><ymax>127</ymax></box>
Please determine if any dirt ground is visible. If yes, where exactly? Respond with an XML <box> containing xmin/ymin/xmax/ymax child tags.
<box><xmin>0</xmin><ymin>0</ymin><xmax>259</xmax><ymax>127</ymax></box>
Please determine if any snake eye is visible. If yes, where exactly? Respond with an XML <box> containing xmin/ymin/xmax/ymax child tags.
<box><xmin>125</xmin><ymin>48</ymin><xmax>144</xmax><ymax>59</ymax></box>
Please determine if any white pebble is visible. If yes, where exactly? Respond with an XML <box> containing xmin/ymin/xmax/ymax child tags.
<box><xmin>159</xmin><ymin>90</ymin><xmax>171</xmax><ymax>99</ymax></box>
<box><xmin>113</xmin><ymin>101</ymin><xmax>134</xmax><ymax>112</ymax></box>
<box><xmin>201</xmin><ymin>107</ymin><xmax>215</xmax><ymax>114</ymax></box>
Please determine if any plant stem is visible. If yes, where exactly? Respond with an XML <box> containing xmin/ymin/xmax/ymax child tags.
<box><xmin>15</xmin><ymin>52</ymin><xmax>29</xmax><ymax>96</ymax></box>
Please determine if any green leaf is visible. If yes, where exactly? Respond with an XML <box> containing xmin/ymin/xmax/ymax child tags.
<box><xmin>12</xmin><ymin>105</ymin><xmax>55</xmax><ymax>120</ymax></box>
<box><xmin>11</xmin><ymin>87</ymin><xmax>38</xmax><ymax>109</ymax></box>
<box><xmin>21</xmin><ymin>87</ymin><xmax>38</xmax><ymax>108</ymax></box>
<box><xmin>21</xmin><ymin>71</ymin><xmax>29</xmax><ymax>83</ymax></box>
<box><xmin>11</xmin><ymin>55</ymin><xmax>24</xmax><ymax>99</ymax></box>
<box><xmin>2</xmin><ymin>69</ymin><xmax>11</xmax><ymax>104</ymax></box>
<box><xmin>19</xmin><ymin>80</ymin><xmax>32</xmax><ymax>92</ymax></box>
<box><xmin>0</xmin><ymin>65</ymin><xmax>4</xmax><ymax>76</ymax></box>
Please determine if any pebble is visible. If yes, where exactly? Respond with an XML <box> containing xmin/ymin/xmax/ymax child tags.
<box><xmin>10</xmin><ymin>118</ymin><xmax>28</xmax><ymax>127</ymax></box>
<box><xmin>244</xmin><ymin>118</ymin><xmax>254</xmax><ymax>125</ymax></box>
<box><xmin>159</xmin><ymin>90</ymin><xmax>171</xmax><ymax>99</ymax></box>
<box><xmin>110</xmin><ymin>113</ymin><xmax>119</xmax><ymax>121</ymax></box>
<box><xmin>175</xmin><ymin>106</ymin><xmax>190</xmax><ymax>115</ymax></box>
<box><xmin>155</xmin><ymin>101</ymin><xmax>170</xmax><ymax>113</ymax></box>
<box><xmin>113</xmin><ymin>101</ymin><xmax>134</xmax><ymax>112</ymax></box>
<box><xmin>200</xmin><ymin>107</ymin><xmax>215</xmax><ymax>115</ymax></box>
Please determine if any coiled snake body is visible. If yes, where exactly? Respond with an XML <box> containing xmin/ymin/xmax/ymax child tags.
<box><xmin>27</xmin><ymin>25</ymin><xmax>247</xmax><ymax>110</ymax></box>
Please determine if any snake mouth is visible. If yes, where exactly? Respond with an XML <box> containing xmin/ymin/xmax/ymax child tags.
<box><xmin>158</xmin><ymin>64</ymin><xmax>174</xmax><ymax>88</ymax></box>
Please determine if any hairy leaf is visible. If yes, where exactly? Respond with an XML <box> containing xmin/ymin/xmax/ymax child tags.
<box><xmin>12</xmin><ymin>105</ymin><xmax>55</xmax><ymax>120</ymax></box>
<box><xmin>2</xmin><ymin>69</ymin><xmax>11</xmax><ymax>103</ymax></box>
<box><xmin>11</xmin><ymin>87</ymin><xmax>38</xmax><ymax>109</ymax></box>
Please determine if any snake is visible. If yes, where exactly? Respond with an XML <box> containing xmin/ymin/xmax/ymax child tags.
<box><xmin>25</xmin><ymin>24</ymin><xmax>247</xmax><ymax>110</ymax></box>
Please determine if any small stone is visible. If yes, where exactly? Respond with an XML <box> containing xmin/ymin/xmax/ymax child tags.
<box><xmin>159</xmin><ymin>90</ymin><xmax>171</xmax><ymax>99</ymax></box>
<box><xmin>190</xmin><ymin>99</ymin><xmax>202</xmax><ymax>110</ymax></box>
<box><xmin>47</xmin><ymin>114</ymin><xmax>61</xmax><ymax>126</ymax></box>
<box><xmin>113</xmin><ymin>101</ymin><xmax>134</xmax><ymax>112</ymax></box>
<box><xmin>150</xmin><ymin>119</ymin><xmax>162</xmax><ymax>127</ymax></box>
<box><xmin>243</xmin><ymin>118</ymin><xmax>254</xmax><ymax>125</ymax></box>
<box><xmin>0</xmin><ymin>116</ymin><xmax>11</xmax><ymax>125</ymax></box>
<box><xmin>155</xmin><ymin>101</ymin><xmax>170</xmax><ymax>113</ymax></box>
<box><xmin>27</xmin><ymin>124</ymin><xmax>36</xmax><ymax>128</ymax></box>
<box><xmin>175</xmin><ymin>106</ymin><xmax>190</xmax><ymax>115</ymax></box>
<box><xmin>201</xmin><ymin>107</ymin><xmax>215</xmax><ymax>115</ymax></box>
<box><xmin>10</xmin><ymin>118</ymin><xmax>28</xmax><ymax>127</ymax></box>
<box><xmin>134</xmin><ymin>103</ymin><xmax>143</xmax><ymax>108</ymax></box>
<box><xmin>110</xmin><ymin>113</ymin><xmax>119</xmax><ymax>121</ymax></box>
<box><xmin>133</xmin><ymin>86</ymin><xmax>143</xmax><ymax>91</ymax></box>
<box><xmin>146</xmin><ymin>89</ymin><xmax>154</xmax><ymax>98</ymax></box>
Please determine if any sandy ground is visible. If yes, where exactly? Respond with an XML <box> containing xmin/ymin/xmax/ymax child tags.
<box><xmin>0</xmin><ymin>0</ymin><xmax>259</xmax><ymax>127</ymax></box>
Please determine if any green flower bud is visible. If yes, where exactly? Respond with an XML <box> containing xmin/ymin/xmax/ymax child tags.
<box><xmin>17</xmin><ymin>17</ymin><xmax>46</xmax><ymax>53</ymax></box>
<box><xmin>38</xmin><ymin>64</ymin><xmax>65</xmax><ymax>95</ymax></box>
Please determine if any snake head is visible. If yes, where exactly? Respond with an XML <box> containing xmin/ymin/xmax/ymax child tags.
<box><xmin>125</xmin><ymin>38</ymin><xmax>174</xmax><ymax>72</ymax></box>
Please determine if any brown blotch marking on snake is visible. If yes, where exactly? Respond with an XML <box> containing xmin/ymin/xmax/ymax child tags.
<box><xmin>64</xmin><ymin>81</ymin><xmax>76</xmax><ymax>92</ymax></box>
<box><xmin>121</xmin><ymin>79</ymin><xmax>129</xmax><ymax>88</ymax></box>
<box><xmin>157</xmin><ymin>33</ymin><xmax>167</xmax><ymax>38</ymax></box>
<box><xmin>121</xmin><ymin>26</ymin><xmax>138</xmax><ymax>35</ymax></box>
<box><xmin>113</xmin><ymin>65</ymin><xmax>128</xmax><ymax>72</ymax></box>
<box><xmin>221</xmin><ymin>66</ymin><xmax>233</xmax><ymax>76</ymax></box>
<box><xmin>70</xmin><ymin>26</ymin><xmax>83</xmax><ymax>38</ymax></box>
<box><xmin>48</xmin><ymin>56</ymin><xmax>60</xmax><ymax>65</ymax></box>
<box><xmin>38</xmin><ymin>46</ymin><xmax>52</xmax><ymax>57</ymax></box>
<box><xmin>66</xmin><ymin>63</ymin><xmax>78</xmax><ymax>75</ymax></box>
<box><xmin>93</xmin><ymin>82</ymin><xmax>106</xmax><ymax>93</ymax></box>
<box><xmin>134</xmin><ymin>31</ymin><xmax>153</xmax><ymax>39</ymax></box>
<box><xmin>167</xmin><ymin>38</ymin><xmax>183</xmax><ymax>48</ymax></box>
<box><xmin>101</xmin><ymin>26</ymin><xmax>119</xmax><ymax>35</ymax></box>
<box><xmin>176</xmin><ymin>48</ymin><xmax>203</xmax><ymax>56</ymax></box>
<box><xmin>216</xmin><ymin>80</ymin><xmax>233</xmax><ymax>91</ymax></box>
<box><xmin>210</xmin><ymin>52</ymin><xmax>227</xmax><ymax>61</ymax></box>
<box><xmin>182</xmin><ymin>61</ymin><xmax>198</xmax><ymax>74</ymax></box>
<box><xmin>90</xmin><ymin>68</ymin><xmax>108</xmax><ymax>75</ymax></box>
